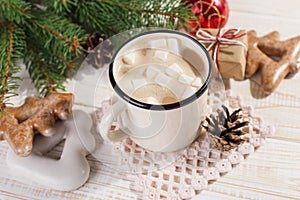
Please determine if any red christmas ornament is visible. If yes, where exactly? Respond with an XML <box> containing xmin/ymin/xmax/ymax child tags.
<box><xmin>186</xmin><ymin>0</ymin><xmax>229</xmax><ymax>35</ymax></box>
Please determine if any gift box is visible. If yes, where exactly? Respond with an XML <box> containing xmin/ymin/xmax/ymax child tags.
<box><xmin>196</xmin><ymin>29</ymin><xmax>248</xmax><ymax>80</ymax></box>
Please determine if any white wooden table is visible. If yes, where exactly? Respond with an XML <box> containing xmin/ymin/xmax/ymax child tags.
<box><xmin>1</xmin><ymin>0</ymin><xmax>300</xmax><ymax>199</ymax></box>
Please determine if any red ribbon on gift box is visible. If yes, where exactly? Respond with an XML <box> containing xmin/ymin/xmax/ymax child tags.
<box><xmin>196</xmin><ymin>28</ymin><xmax>247</xmax><ymax>70</ymax></box>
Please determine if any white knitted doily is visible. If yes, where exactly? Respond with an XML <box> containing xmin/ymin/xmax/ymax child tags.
<box><xmin>94</xmin><ymin>91</ymin><xmax>273</xmax><ymax>199</ymax></box>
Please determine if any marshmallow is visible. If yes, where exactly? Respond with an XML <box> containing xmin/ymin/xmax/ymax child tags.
<box><xmin>178</xmin><ymin>74</ymin><xmax>194</xmax><ymax>85</ymax></box>
<box><xmin>167</xmin><ymin>38</ymin><xmax>179</xmax><ymax>53</ymax></box>
<box><xmin>118</xmin><ymin>64</ymin><xmax>131</xmax><ymax>74</ymax></box>
<box><xmin>192</xmin><ymin>77</ymin><xmax>203</xmax><ymax>87</ymax></box>
<box><xmin>145</xmin><ymin>66</ymin><xmax>160</xmax><ymax>79</ymax></box>
<box><xmin>150</xmin><ymin>39</ymin><xmax>167</xmax><ymax>48</ymax></box>
<box><xmin>182</xmin><ymin>86</ymin><xmax>197</xmax><ymax>99</ymax></box>
<box><xmin>154</xmin><ymin>50</ymin><xmax>168</xmax><ymax>61</ymax></box>
<box><xmin>165</xmin><ymin>63</ymin><xmax>183</xmax><ymax>77</ymax></box>
<box><xmin>154</xmin><ymin>73</ymin><xmax>172</xmax><ymax>87</ymax></box>
<box><xmin>122</xmin><ymin>52</ymin><xmax>136</xmax><ymax>65</ymax></box>
<box><xmin>131</xmin><ymin>78</ymin><xmax>148</xmax><ymax>89</ymax></box>
<box><xmin>168</xmin><ymin>83</ymin><xmax>186</xmax><ymax>98</ymax></box>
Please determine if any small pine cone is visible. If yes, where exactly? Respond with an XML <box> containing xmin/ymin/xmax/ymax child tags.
<box><xmin>203</xmin><ymin>105</ymin><xmax>249</xmax><ymax>151</ymax></box>
<box><xmin>82</xmin><ymin>32</ymin><xmax>107</xmax><ymax>53</ymax></box>
<box><xmin>82</xmin><ymin>32</ymin><xmax>113</xmax><ymax>68</ymax></box>
<box><xmin>209</xmin><ymin>135</ymin><xmax>240</xmax><ymax>151</ymax></box>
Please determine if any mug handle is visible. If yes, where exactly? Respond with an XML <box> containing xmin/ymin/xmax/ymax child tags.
<box><xmin>98</xmin><ymin>100</ymin><xmax>127</xmax><ymax>142</ymax></box>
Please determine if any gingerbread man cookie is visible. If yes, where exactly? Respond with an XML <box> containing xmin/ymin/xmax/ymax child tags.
<box><xmin>0</xmin><ymin>92</ymin><xmax>73</xmax><ymax>156</ymax></box>
<box><xmin>246</xmin><ymin>30</ymin><xmax>300</xmax><ymax>93</ymax></box>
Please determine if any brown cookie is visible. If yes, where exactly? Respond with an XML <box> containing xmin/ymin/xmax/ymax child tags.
<box><xmin>246</xmin><ymin>30</ymin><xmax>300</xmax><ymax>93</ymax></box>
<box><xmin>0</xmin><ymin>92</ymin><xmax>73</xmax><ymax>157</ymax></box>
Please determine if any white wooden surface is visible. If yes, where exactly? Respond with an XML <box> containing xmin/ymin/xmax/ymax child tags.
<box><xmin>1</xmin><ymin>0</ymin><xmax>300</xmax><ymax>199</ymax></box>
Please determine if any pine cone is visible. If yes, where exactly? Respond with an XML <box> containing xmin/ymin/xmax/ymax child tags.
<box><xmin>202</xmin><ymin>105</ymin><xmax>249</xmax><ymax>151</ymax></box>
<box><xmin>82</xmin><ymin>32</ymin><xmax>113</xmax><ymax>68</ymax></box>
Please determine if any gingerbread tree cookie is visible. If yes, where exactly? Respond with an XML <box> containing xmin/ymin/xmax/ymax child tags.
<box><xmin>246</xmin><ymin>30</ymin><xmax>300</xmax><ymax>93</ymax></box>
<box><xmin>0</xmin><ymin>92</ymin><xmax>73</xmax><ymax>157</ymax></box>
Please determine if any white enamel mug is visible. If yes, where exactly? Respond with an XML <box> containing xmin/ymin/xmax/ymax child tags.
<box><xmin>98</xmin><ymin>30</ymin><xmax>212</xmax><ymax>152</ymax></box>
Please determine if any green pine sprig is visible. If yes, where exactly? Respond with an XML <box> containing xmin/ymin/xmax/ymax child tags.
<box><xmin>0</xmin><ymin>22</ymin><xmax>26</xmax><ymax>110</ymax></box>
<box><xmin>49</xmin><ymin>0</ymin><xmax>192</xmax><ymax>36</ymax></box>
<box><xmin>23</xmin><ymin>11</ymin><xmax>85</xmax><ymax>95</ymax></box>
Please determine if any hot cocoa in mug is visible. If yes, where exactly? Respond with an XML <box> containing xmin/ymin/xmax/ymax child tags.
<box><xmin>98</xmin><ymin>30</ymin><xmax>212</xmax><ymax>152</ymax></box>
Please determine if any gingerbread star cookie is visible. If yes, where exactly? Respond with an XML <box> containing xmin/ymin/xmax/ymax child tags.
<box><xmin>246</xmin><ymin>30</ymin><xmax>300</xmax><ymax>93</ymax></box>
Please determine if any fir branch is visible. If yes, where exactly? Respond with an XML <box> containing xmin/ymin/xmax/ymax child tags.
<box><xmin>24</xmin><ymin>45</ymin><xmax>77</xmax><ymax>96</ymax></box>
<box><xmin>0</xmin><ymin>23</ymin><xmax>25</xmax><ymax>112</ymax></box>
<box><xmin>50</xmin><ymin>0</ymin><xmax>192</xmax><ymax>36</ymax></box>
<box><xmin>23</xmin><ymin>11</ymin><xmax>85</xmax><ymax>96</ymax></box>
<box><xmin>24</xmin><ymin>49</ymin><xmax>65</xmax><ymax>96</ymax></box>
<box><xmin>0</xmin><ymin>0</ymin><xmax>32</xmax><ymax>24</ymax></box>
<box><xmin>25</xmin><ymin>12</ymin><xmax>84</xmax><ymax>96</ymax></box>
<box><xmin>25</xmin><ymin>11</ymin><xmax>85</xmax><ymax>55</ymax></box>
<box><xmin>34</xmin><ymin>21</ymin><xmax>81</xmax><ymax>52</ymax></box>
<box><xmin>99</xmin><ymin>0</ymin><xmax>192</xmax><ymax>29</ymax></box>
<box><xmin>0</xmin><ymin>24</ymin><xmax>14</xmax><ymax>110</ymax></box>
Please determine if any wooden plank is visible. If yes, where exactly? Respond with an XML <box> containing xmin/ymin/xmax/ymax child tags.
<box><xmin>228</xmin><ymin>73</ymin><xmax>300</xmax><ymax>142</ymax></box>
<box><xmin>195</xmin><ymin>139</ymin><xmax>300</xmax><ymax>199</ymax></box>
<box><xmin>229</xmin><ymin>0</ymin><xmax>300</xmax><ymax>19</ymax></box>
<box><xmin>225</xmin><ymin>11</ymin><xmax>300</xmax><ymax>38</ymax></box>
<box><xmin>0</xmin><ymin>172</ymin><xmax>138</xmax><ymax>200</ymax></box>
